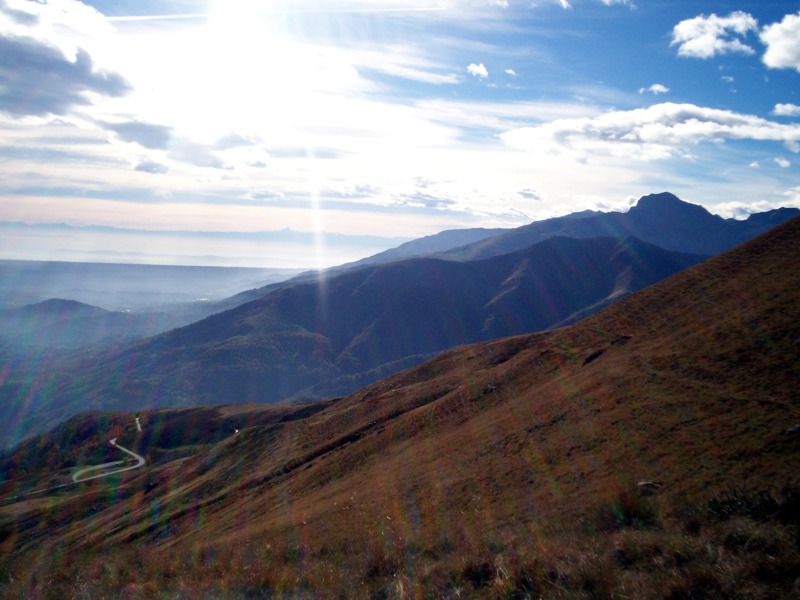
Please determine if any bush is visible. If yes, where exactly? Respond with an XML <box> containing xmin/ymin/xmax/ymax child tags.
<box><xmin>593</xmin><ymin>487</ymin><xmax>660</xmax><ymax>531</ymax></box>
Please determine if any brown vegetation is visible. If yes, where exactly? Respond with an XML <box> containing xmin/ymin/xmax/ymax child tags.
<box><xmin>1</xmin><ymin>217</ymin><xmax>799</xmax><ymax>598</ymax></box>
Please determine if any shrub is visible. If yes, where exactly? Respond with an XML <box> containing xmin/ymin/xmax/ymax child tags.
<box><xmin>593</xmin><ymin>487</ymin><xmax>660</xmax><ymax>531</ymax></box>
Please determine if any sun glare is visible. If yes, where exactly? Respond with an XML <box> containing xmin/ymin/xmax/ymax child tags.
<box><xmin>130</xmin><ymin>0</ymin><xmax>360</xmax><ymax>149</ymax></box>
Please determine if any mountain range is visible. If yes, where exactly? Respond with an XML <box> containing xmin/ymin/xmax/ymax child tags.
<box><xmin>434</xmin><ymin>191</ymin><xmax>800</xmax><ymax>261</ymax></box>
<box><xmin>1</xmin><ymin>212</ymin><xmax>798</xmax><ymax>598</ymax></box>
<box><xmin>1</xmin><ymin>192</ymin><xmax>798</xmax><ymax>449</ymax></box>
<box><xmin>223</xmin><ymin>191</ymin><xmax>798</xmax><ymax>305</ymax></box>
<box><xmin>3</xmin><ymin>235</ymin><xmax>706</xmax><ymax>444</ymax></box>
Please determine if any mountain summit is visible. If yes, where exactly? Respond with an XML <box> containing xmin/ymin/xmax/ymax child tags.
<box><xmin>436</xmin><ymin>192</ymin><xmax>799</xmax><ymax>260</ymax></box>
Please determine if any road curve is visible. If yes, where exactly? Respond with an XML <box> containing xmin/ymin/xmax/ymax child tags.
<box><xmin>72</xmin><ymin>439</ymin><xmax>146</xmax><ymax>483</ymax></box>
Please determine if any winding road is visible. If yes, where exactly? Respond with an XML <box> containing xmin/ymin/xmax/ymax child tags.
<box><xmin>71</xmin><ymin>438</ymin><xmax>146</xmax><ymax>483</ymax></box>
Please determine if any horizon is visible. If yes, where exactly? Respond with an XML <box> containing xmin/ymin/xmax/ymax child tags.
<box><xmin>0</xmin><ymin>189</ymin><xmax>796</xmax><ymax>267</ymax></box>
<box><xmin>1</xmin><ymin>1</ymin><xmax>799</xmax><ymax>267</ymax></box>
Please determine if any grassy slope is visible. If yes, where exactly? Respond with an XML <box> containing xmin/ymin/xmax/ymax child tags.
<box><xmin>1</xmin><ymin>218</ymin><xmax>799</xmax><ymax>598</ymax></box>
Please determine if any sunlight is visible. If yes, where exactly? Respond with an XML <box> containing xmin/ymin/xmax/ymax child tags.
<box><xmin>152</xmin><ymin>0</ymin><xmax>362</xmax><ymax>145</ymax></box>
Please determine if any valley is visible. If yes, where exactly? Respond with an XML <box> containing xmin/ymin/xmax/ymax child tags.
<box><xmin>4</xmin><ymin>0</ymin><xmax>800</xmax><ymax>595</ymax></box>
<box><xmin>2</xmin><ymin>194</ymin><xmax>797</xmax><ymax>449</ymax></box>
<box><xmin>0</xmin><ymin>203</ymin><xmax>798</xmax><ymax>598</ymax></box>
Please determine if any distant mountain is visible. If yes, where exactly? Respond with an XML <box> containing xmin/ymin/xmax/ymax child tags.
<box><xmin>221</xmin><ymin>227</ymin><xmax>510</xmax><ymax>307</ymax></box>
<box><xmin>0</xmin><ymin>259</ymin><xmax>301</xmax><ymax>312</ymax></box>
<box><xmin>435</xmin><ymin>192</ymin><xmax>800</xmax><ymax>261</ymax></box>
<box><xmin>325</xmin><ymin>226</ymin><xmax>510</xmax><ymax>270</ymax></box>
<box><xmin>0</xmin><ymin>261</ymin><xmax>307</xmax><ymax>349</ymax></box>
<box><xmin>222</xmin><ymin>193</ymin><xmax>797</xmax><ymax>309</ymax></box>
<box><xmin>0</xmin><ymin>298</ymin><xmax>176</xmax><ymax>350</ymax></box>
<box><xmin>10</xmin><ymin>298</ymin><xmax>109</xmax><ymax>318</ymax></box>
<box><xmin>3</xmin><ymin>235</ymin><xmax>706</xmax><ymax>443</ymax></box>
<box><xmin>2</xmin><ymin>218</ymin><xmax>798</xmax><ymax>599</ymax></box>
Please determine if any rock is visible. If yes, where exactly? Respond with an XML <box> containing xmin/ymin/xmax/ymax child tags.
<box><xmin>637</xmin><ymin>481</ymin><xmax>663</xmax><ymax>496</ymax></box>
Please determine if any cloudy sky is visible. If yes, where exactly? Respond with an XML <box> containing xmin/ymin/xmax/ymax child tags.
<box><xmin>1</xmin><ymin>0</ymin><xmax>799</xmax><ymax>267</ymax></box>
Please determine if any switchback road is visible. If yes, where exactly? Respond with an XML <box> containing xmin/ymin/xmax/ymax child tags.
<box><xmin>72</xmin><ymin>438</ymin><xmax>146</xmax><ymax>483</ymax></box>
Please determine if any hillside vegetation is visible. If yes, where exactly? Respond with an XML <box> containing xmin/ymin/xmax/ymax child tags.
<box><xmin>0</xmin><ymin>218</ymin><xmax>798</xmax><ymax>597</ymax></box>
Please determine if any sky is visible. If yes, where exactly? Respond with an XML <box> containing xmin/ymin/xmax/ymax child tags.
<box><xmin>0</xmin><ymin>0</ymin><xmax>799</xmax><ymax>267</ymax></box>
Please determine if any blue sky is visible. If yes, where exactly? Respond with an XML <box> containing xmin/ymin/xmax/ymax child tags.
<box><xmin>1</xmin><ymin>0</ymin><xmax>799</xmax><ymax>267</ymax></box>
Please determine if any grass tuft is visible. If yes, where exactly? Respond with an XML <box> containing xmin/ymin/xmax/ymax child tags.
<box><xmin>592</xmin><ymin>486</ymin><xmax>660</xmax><ymax>532</ymax></box>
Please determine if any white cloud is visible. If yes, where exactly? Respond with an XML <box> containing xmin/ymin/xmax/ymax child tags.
<box><xmin>639</xmin><ymin>83</ymin><xmax>669</xmax><ymax>95</ymax></box>
<box><xmin>761</xmin><ymin>12</ymin><xmax>800</xmax><ymax>73</ymax></box>
<box><xmin>671</xmin><ymin>11</ymin><xmax>758</xmax><ymax>59</ymax></box>
<box><xmin>505</xmin><ymin>68</ymin><xmax>516</xmax><ymax>76</ymax></box>
<box><xmin>721</xmin><ymin>75</ymin><xmax>735</xmax><ymax>83</ymax></box>
<box><xmin>712</xmin><ymin>195</ymin><xmax>800</xmax><ymax>219</ymax></box>
<box><xmin>774</xmin><ymin>103</ymin><xmax>800</xmax><ymax>117</ymax></box>
<box><xmin>775</xmin><ymin>157</ymin><xmax>791</xmax><ymax>168</ymax></box>
<box><xmin>0</xmin><ymin>0</ymin><xmax>130</xmax><ymax>117</ymax></box>
<box><xmin>374</xmin><ymin>63</ymin><xmax>460</xmax><ymax>85</ymax></box>
<box><xmin>467</xmin><ymin>62</ymin><xmax>488</xmax><ymax>78</ymax></box>
<box><xmin>500</xmin><ymin>102</ymin><xmax>800</xmax><ymax>162</ymax></box>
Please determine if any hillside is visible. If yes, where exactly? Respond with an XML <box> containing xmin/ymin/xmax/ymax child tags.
<box><xmin>0</xmin><ymin>299</ymin><xmax>180</xmax><ymax>350</ymax></box>
<box><xmin>305</xmin><ymin>226</ymin><xmax>510</xmax><ymax>272</ymax></box>
<box><xmin>1</xmin><ymin>217</ymin><xmax>798</xmax><ymax>598</ymax></box>
<box><xmin>437</xmin><ymin>192</ymin><xmax>800</xmax><ymax>261</ymax></box>
<box><xmin>213</xmin><ymin>226</ymin><xmax>510</xmax><ymax>310</ymax></box>
<box><xmin>2</xmin><ymin>236</ymin><xmax>706</xmax><ymax>445</ymax></box>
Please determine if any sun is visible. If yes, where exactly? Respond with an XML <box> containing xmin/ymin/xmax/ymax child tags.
<box><xmin>116</xmin><ymin>0</ymin><xmax>301</xmax><ymax>145</ymax></box>
<box><xmin>164</xmin><ymin>1</ymin><xmax>361</xmax><ymax>143</ymax></box>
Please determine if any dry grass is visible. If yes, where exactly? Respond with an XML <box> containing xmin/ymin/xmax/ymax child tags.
<box><xmin>2</xmin><ymin>489</ymin><xmax>798</xmax><ymax>599</ymax></box>
<box><xmin>1</xmin><ymin>218</ymin><xmax>800</xmax><ymax>597</ymax></box>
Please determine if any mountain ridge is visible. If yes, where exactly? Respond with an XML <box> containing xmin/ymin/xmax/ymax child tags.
<box><xmin>434</xmin><ymin>192</ymin><xmax>800</xmax><ymax>261</ymax></box>
<box><xmin>84</xmin><ymin>236</ymin><xmax>708</xmax><ymax>394</ymax></box>
<box><xmin>2</xmin><ymin>234</ymin><xmax>707</xmax><ymax>445</ymax></box>
<box><xmin>1</xmin><ymin>217</ymin><xmax>798</xmax><ymax>599</ymax></box>
<box><xmin>224</xmin><ymin>192</ymin><xmax>798</xmax><ymax>309</ymax></box>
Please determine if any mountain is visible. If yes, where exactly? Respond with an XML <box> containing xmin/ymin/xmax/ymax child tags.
<box><xmin>3</xmin><ymin>236</ymin><xmax>706</xmax><ymax>444</ymax></box>
<box><xmin>436</xmin><ymin>192</ymin><xmax>800</xmax><ymax>261</ymax></box>
<box><xmin>0</xmin><ymin>259</ymin><xmax>300</xmax><ymax>311</ymax></box>
<box><xmin>1</xmin><ymin>217</ymin><xmax>798</xmax><ymax>599</ymax></box>
<box><xmin>217</xmin><ymin>226</ymin><xmax>511</xmax><ymax>308</ymax></box>
<box><xmin>316</xmin><ymin>226</ymin><xmax>510</xmax><ymax>271</ymax></box>
<box><xmin>219</xmin><ymin>192</ymin><xmax>798</xmax><ymax>310</ymax></box>
<box><xmin>0</xmin><ymin>299</ymin><xmax>179</xmax><ymax>350</ymax></box>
